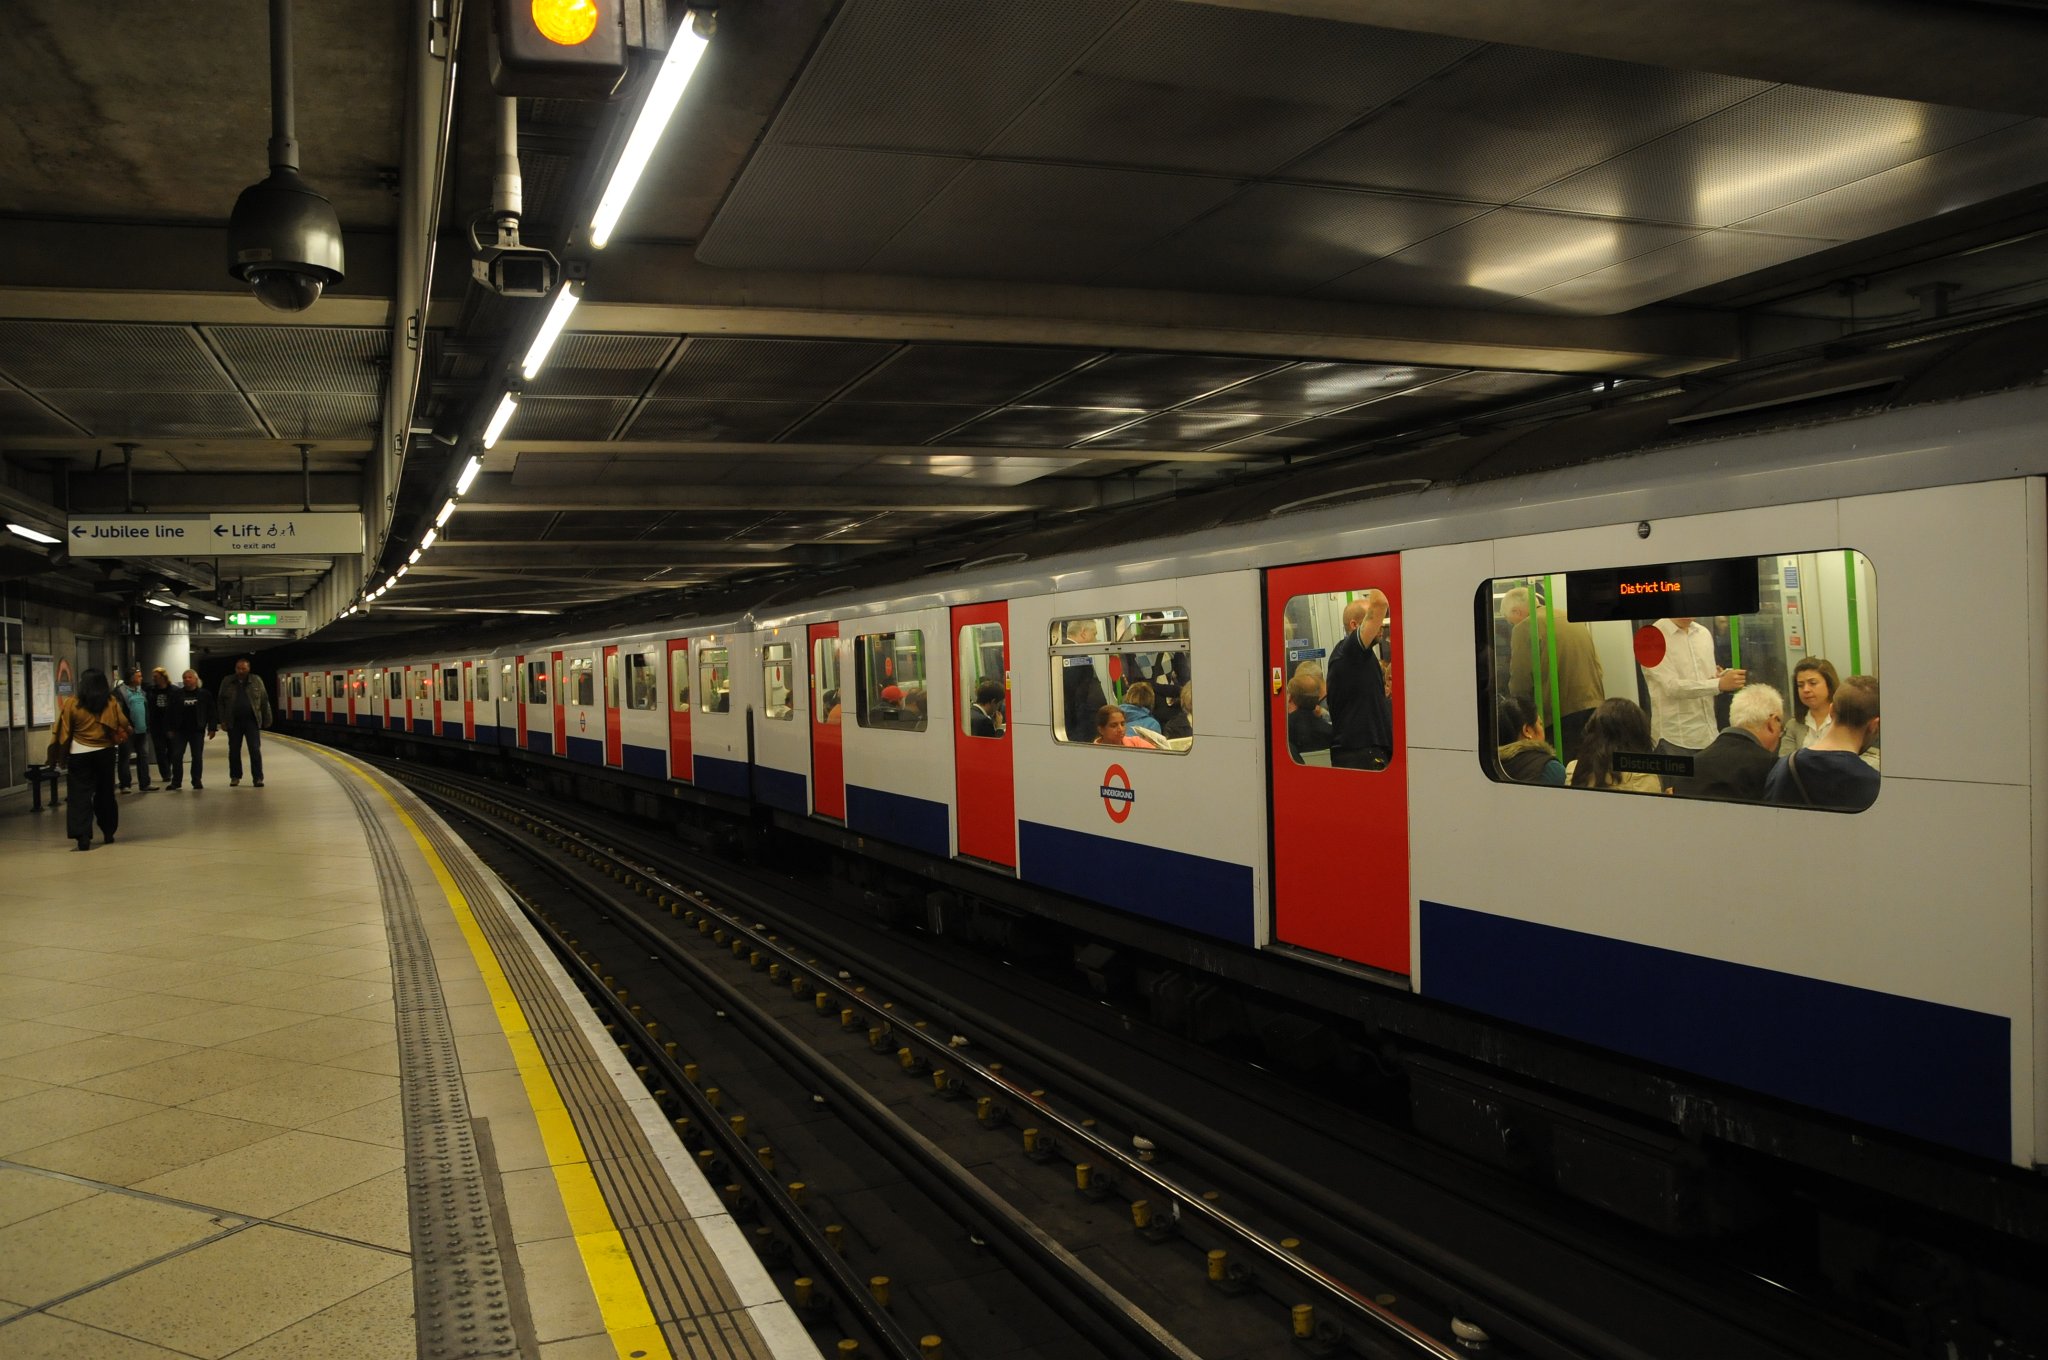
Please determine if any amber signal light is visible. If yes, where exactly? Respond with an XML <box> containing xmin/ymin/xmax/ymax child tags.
<box><xmin>532</xmin><ymin>0</ymin><xmax>598</xmax><ymax>45</ymax></box>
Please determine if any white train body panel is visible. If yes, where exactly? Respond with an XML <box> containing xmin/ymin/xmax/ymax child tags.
<box><xmin>750</xmin><ymin>624</ymin><xmax>813</xmax><ymax>816</ymax></box>
<box><xmin>836</xmin><ymin>607</ymin><xmax>954</xmax><ymax>857</ymax></box>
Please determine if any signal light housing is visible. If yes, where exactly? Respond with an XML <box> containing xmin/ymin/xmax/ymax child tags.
<box><xmin>492</xmin><ymin>0</ymin><xmax>626</xmax><ymax>99</ymax></box>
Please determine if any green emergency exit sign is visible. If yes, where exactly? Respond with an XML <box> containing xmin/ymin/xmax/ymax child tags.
<box><xmin>228</xmin><ymin>611</ymin><xmax>279</xmax><ymax>627</ymax></box>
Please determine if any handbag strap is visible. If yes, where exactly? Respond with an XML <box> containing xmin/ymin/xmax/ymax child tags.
<box><xmin>1786</xmin><ymin>748</ymin><xmax>1812</xmax><ymax>805</ymax></box>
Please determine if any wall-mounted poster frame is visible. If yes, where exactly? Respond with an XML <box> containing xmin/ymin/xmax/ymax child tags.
<box><xmin>3</xmin><ymin>655</ymin><xmax>19</xmax><ymax>727</ymax></box>
<box><xmin>28</xmin><ymin>655</ymin><xmax>56</xmax><ymax>726</ymax></box>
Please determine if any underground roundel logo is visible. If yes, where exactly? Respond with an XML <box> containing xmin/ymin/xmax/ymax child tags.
<box><xmin>1100</xmin><ymin>764</ymin><xmax>1134</xmax><ymax>824</ymax></box>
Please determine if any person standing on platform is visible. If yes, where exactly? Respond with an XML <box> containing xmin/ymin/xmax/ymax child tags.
<box><xmin>113</xmin><ymin>667</ymin><xmax>153</xmax><ymax>793</ymax></box>
<box><xmin>167</xmin><ymin>670</ymin><xmax>214</xmax><ymax>790</ymax></box>
<box><xmin>1641</xmin><ymin>616</ymin><xmax>1745</xmax><ymax>756</ymax></box>
<box><xmin>146</xmin><ymin>667</ymin><xmax>177</xmax><ymax>784</ymax></box>
<box><xmin>52</xmin><ymin>669</ymin><xmax>130</xmax><ymax>851</ymax></box>
<box><xmin>1326</xmin><ymin>591</ymin><xmax>1392</xmax><ymax>770</ymax></box>
<box><xmin>216</xmin><ymin>657</ymin><xmax>273</xmax><ymax>788</ymax></box>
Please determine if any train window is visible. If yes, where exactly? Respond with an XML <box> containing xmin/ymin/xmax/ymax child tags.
<box><xmin>290</xmin><ymin>675</ymin><xmax>302</xmax><ymax>698</ymax></box>
<box><xmin>329</xmin><ymin>674</ymin><xmax>343</xmax><ymax>700</ymax></box>
<box><xmin>499</xmin><ymin>662</ymin><xmax>514</xmax><ymax>703</ymax></box>
<box><xmin>762</xmin><ymin>642</ymin><xmax>795</xmax><ymax>721</ymax></box>
<box><xmin>957</xmin><ymin>623</ymin><xmax>1006</xmax><ymax>739</ymax></box>
<box><xmin>442</xmin><ymin>666</ymin><xmax>458</xmax><ymax>698</ymax></box>
<box><xmin>309</xmin><ymin>675</ymin><xmax>323</xmax><ymax>700</ymax></box>
<box><xmin>1280</xmin><ymin>589</ymin><xmax>1389</xmax><ymax>771</ymax></box>
<box><xmin>854</xmin><ymin>631</ymin><xmax>927</xmax><ymax>732</ymax></box>
<box><xmin>603</xmin><ymin>650</ymin><xmax>620</xmax><ymax>710</ymax></box>
<box><xmin>568</xmin><ymin>654</ymin><xmax>596</xmax><ymax>706</ymax></box>
<box><xmin>626</xmin><ymin>651</ymin><xmax>657</xmax><ymax>710</ymax></box>
<box><xmin>670</xmin><ymin>645</ymin><xmax>691</xmax><ymax>712</ymax></box>
<box><xmin>1480</xmin><ymin>551</ymin><xmax>1881</xmax><ymax>810</ymax></box>
<box><xmin>387</xmin><ymin>671</ymin><xmax>401</xmax><ymax>699</ymax></box>
<box><xmin>1049</xmin><ymin>609</ymin><xmax>1191</xmax><ymax>752</ymax></box>
<box><xmin>813</xmin><ymin>640</ymin><xmax>841</xmax><ymax>723</ymax></box>
<box><xmin>475</xmin><ymin>665</ymin><xmax>491</xmax><ymax>703</ymax></box>
<box><xmin>526</xmin><ymin>661</ymin><xmax>548</xmax><ymax>704</ymax></box>
<box><xmin>415</xmin><ymin>672</ymin><xmax>433</xmax><ymax>701</ymax></box>
<box><xmin>699</xmin><ymin>648</ymin><xmax>731</xmax><ymax>714</ymax></box>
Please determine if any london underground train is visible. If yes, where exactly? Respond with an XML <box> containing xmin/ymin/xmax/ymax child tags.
<box><xmin>288</xmin><ymin>381</ymin><xmax>2048</xmax><ymax>1198</ymax></box>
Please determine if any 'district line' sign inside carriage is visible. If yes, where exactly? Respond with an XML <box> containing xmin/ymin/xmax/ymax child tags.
<box><xmin>67</xmin><ymin>513</ymin><xmax>365</xmax><ymax>556</ymax></box>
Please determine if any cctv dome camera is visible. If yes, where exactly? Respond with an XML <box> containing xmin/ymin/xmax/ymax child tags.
<box><xmin>227</xmin><ymin>167</ymin><xmax>345</xmax><ymax>313</ymax></box>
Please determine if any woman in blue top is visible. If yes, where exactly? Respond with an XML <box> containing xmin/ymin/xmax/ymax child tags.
<box><xmin>1118</xmin><ymin>680</ymin><xmax>1164</xmax><ymax>735</ymax></box>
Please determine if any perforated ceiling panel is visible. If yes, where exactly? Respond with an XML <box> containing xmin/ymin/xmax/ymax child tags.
<box><xmin>205</xmin><ymin>326</ymin><xmax>389</xmax><ymax>393</ymax></box>
<box><xmin>44</xmin><ymin>391</ymin><xmax>264</xmax><ymax>438</ymax></box>
<box><xmin>654</xmin><ymin>338</ymin><xmax>897</xmax><ymax>402</ymax></box>
<box><xmin>627</xmin><ymin>400</ymin><xmax>817</xmax><ymax>441</ymax></box>
<box><xmin>842</xmin><ymin>344</ymin><xmax>1098</xmax><ymax>406</ymax></box>
<box><xmin>520</xmin><ymin>333</ymin><xmax>677</xmax><ymax>399</ymax></box>
<box><xmin>0</xmin><ymin>388</ymin><xmax>83</xmax><ymax>436</ymax></box>
<box><xmin>251</xmin><ymin>393</ymin><xmax>382</xmax><ymax>439</ymax></box>
<box><xmin>949</xmin><ymin>405</ymin><xmax>1147</xmax><ymax>446</ymax></box>
<box><xmin>694</xmin><ymin>146</ymin><xmax>969</xmax><ymax>272</ymax></box>
<box><xmin>1186</xmin><ymin>362</ymin><xmax>1457</xmax><ymax>416</ymax></box>
<box><xmin>1082</xmin><ymin>410</ymin><xmax>1283</xmax><ymax>450</ymax></box>
<box><xmin>505</xmin><ymin>398</ymin><xmax>635</xmax><ymax>441</ymax></box>
<box><xmin>1028</xmin><ymin>353</ymin><xmax>1285</xmax><ymax>409</ymax></box>
<box><xmin>784</xmin><ymin>403</ymin><xmax>989</xmax><ymax>445</ymax></box>
<box><xmin>0</xmin><ymin>322</ymin><xmax>230</xmax><ymax>392</ymax></box>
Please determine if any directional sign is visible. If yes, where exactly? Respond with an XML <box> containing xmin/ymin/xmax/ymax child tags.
<box><xmin>67</xmin><ymin>516</ymin><xmax>207</xmax><ymax>555</ymax></box>
<box><xmin>208</xmin><ymin>513</ymin><xmax>364</xmax><ymax>555</ymax></box>
<box><xmin>68</xmin><ymin>512</ymin><xmax>364</xmax><ymax>556</ymax></box>
<box><xmin>227</xmin><ymin>610</ymin><xmax>309</xmax><ymax>629</ymax></box>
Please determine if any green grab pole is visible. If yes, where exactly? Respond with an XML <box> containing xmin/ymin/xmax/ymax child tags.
<box><xmin>1540</xmin><ymin>574</ymin><xmax>1565</xmax><ymax>758</ymax></box>
<box><xmin>1842</xmin><ymin>551</ymin><xmax>1862</xmax><ymax>674</ymax></box>
<box><xmin>1729</xmin><ymin>614</ymin><xmax>1741</xmax><ymax>671</ymax></box>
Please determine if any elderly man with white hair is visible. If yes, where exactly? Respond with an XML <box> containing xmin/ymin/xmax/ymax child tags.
<box><xmin>1686</xmin><ymin>682</ymin><xmax>1785</xmax><ymax>801</ymax></box>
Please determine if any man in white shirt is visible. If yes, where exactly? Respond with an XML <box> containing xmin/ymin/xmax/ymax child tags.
<box><xmin>1641</xmin><ymin>616</ymin><xmax>1745</xmax><ymax>754</ymax></box>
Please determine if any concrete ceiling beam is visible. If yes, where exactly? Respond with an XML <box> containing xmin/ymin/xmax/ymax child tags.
<box><xmin>460</xmin><ymin>473</ymin><xmax>1100</xmax><ymax>514</ymax></box>
<box><xmin>501</xmin><ymin>440</ymin><xmax>1248</xmax><ymax>465</ymax></box>
<box><xmin>1181</xmin><ymin>0</ymin><xmax>2048</xmax><ymax>117</ymax></box>
<box><xmin>423</xmin><ymin>541</ymin><xmax>846</xmax><ymax>568</ymax></box>
<box><xmin>574</xmin><ymin>250</ymin><xmax>1736</xmax><ymax>375</ymax></box>
<box><xmin>61</xmin><ymin>473</ymin><xmax>364</xmax><ymax>512</ymax></box>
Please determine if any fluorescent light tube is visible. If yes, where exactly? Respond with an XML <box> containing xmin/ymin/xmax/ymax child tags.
<box><xmin>147</xmin><ymin>597</ymin><xmax>175</xmax><ymax>608</ymax></box>
<box><xmin>482</xmin><ymin>393</ymin><xmax>518</xmax><ymax>450</ymax></box>
<box><xmin>384</xmin><ymin>575</ymin><xmax>398</xmax><ymax>590</ymax></box>
<box><xmin>456</xmin><ymin>455</ymin><xmax>483</xmax><ymax>494</ymax></box>
<box><xmin>435</xmin><ymin>499</ymin><xmax>457</xmax><ymax>527</ymax></box>
<box><xmin>408</xmin><ymin>548</ymin><xmax>422</xmax><ymax>564</ymax></box>
<box><xmin>521</xmin><ymin>283</ymin><xmax>582</xmax><ymax>379</ymax></box>
<box><xmin>203</xmin><ymin>613</ymin><xmax>222</xmax><ymax>622</ymax></box>
<box><xmin>589</xmin><ymin>23</ymin><xmax>710</xmax><ymax>248</ymax></box>
<box><xmin>7</xmin><ymin>522</ymin><xmax>60</xmax><ymax>545</ymax></box>
<box><xmin>420</xmin><ymin>529</ymin><xmax>437</xmax><ymax>550</ymax></box>
<box><xmin>396</xmin><ymin>565</ymin><xmax>409</xmax><ymax>577</ymax></box>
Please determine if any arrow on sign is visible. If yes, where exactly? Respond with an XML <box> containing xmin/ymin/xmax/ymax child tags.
<box><xmin>213</xmin><ymin>525</ymin><xmax>228</xmax><ymax>537</ymax></box>
<box><xmin>71</xmin><ymin>526</ymin><xmax>85</xmax><ymax>538</ymax></box>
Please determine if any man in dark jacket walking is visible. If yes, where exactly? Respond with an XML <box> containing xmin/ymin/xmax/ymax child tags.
<box><xmin>216</xmin><ymin>657</ymin><xmax>274</xmax><ymax>788</ymax></box>
<box><xmin>166</xmin><ymin>670</ymin><xmax>214</xmax><ymax>790</ymax></box>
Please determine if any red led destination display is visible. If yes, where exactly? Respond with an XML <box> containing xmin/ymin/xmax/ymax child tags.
<box><xmin>1566</xmin><ymin>557</ymin><xmax>1761</xmax><ymax>623</ymax></box>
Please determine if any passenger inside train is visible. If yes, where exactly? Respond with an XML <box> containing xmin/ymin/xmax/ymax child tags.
<box><xmin>1279</xmin><ymin>589</ymin><xmax>1389</xmax><ymax>770</ymax></box>
<box><xmin>857</xmin><ymin>631</ymin><xmax>927</xmax><ymax>732</ymax></box>
<box><xmin>1052</xmin><ymin>610</ymin><xmax>1194</xmax><ymax>751</ymax></box>
<box><xmin>1484</xmin><ymin>551</ymin><xmax>1882</xmax><ymax>808</ymax></box>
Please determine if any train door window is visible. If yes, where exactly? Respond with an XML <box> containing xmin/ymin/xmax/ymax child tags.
<box><xmin>442</xmin><ymin>666</ymin><xmax>459</xmax><ymax>698</ymax></box>
<box><xmin>500</xmin><ymin>662</ymin><xmax>514</xmax><ymax>702</ymax></box>
<box><xmin>699</xmin><ymin>648</ymin><xmax>731</xmax><ymax>713</ymax></box>
<box><xmin>1480</xmin><ymin>551</ymin><xmax>1880</xmax><ymax>810</ymax></box>
<box><xmin>526</xmin><ymin>660</ymin><xmax>549</xmax><ymax>704</ymax></box>
<box><xmin>603</xmin><ymin>650</ymin><xmax>620</xmax><ymax>710</ymax></box>
<box><xmin>290</xmin><ymin>675</ymin><xmax>303</xmax><ymax>698</ymax></box>
<box><xmin>813</xmin><ymin>639</ymin><xmax>841</xmax><ymax>722</ymax></box>
<box><xmin>957</xmin><ymin>622</ymin><xmax>1006</xmax><ymax>738</ymax></box>
<box><xmin>415</xmin><ymin>671</ymin><xmax>433</xmax><ymax>701</ymax></box>
<box><xmin>568</xmin><ymin>654</ymin><xmax>595</xmax><ymax>706</ymax></box>
<box><xmin>762</xmin><ymin>642</ymin><xmax>795</xmax><ymax>720</ymax></box>
<box><xmin>387</xmin><ymin>671</ymin><xmax>401</xmax><ymax>699</ymax></box>
<box><xmin>854</xmin><ymin>631</ymin><xmax>927</xmax><ymax>732</ymax></box>
<box><xmin>308</xmin><ymin>675</ymin><xmax>322</xmax><ymax>700</ymax></box>
<box><xmin>329</xmin><ymin>673</ymin><xmax>343</xmax><ymax>699</ymax></box>
<box><xmin>475</xmin><ymin>664</ymin><xmax>492</xmax><ymax>703</ymax></box>
<box><xmin>1049</xmin><ymin>609</ymin><xmax>1191</xmax><ymax>752</ymax></box>
<box><xmin>671</xmin><ymin>649</ymin><xmax>691</xmax><ymax>711</ymax></box>
<box><xmin>626</xmin><ymin>651</ymin><xmax>657</xmax><ymax>710</ymax></box>
<box><xmin>1279</xmin><ymin>588</ymin><xmax>1389</xmax><ymax>770</ymax></box>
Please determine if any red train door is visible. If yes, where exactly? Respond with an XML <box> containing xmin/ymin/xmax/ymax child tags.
<box><xmin>951</xmin><ymin>603</ymin><xmax>1014</xmax><ymax>867</ymax></box>
<box><xmin>432</xmin><ymin>663</ymin><xmax>444</xmax><ymax>733</ymax></box>
<box><xmin>515</xmin><ymin>654</ymin><xmax>529</xmax><ymax>749</ymax></box>
<box><xmin>665</xmin><ymin>637</ymin><xmax>692</xmax><ymax>780</ymax></box>
<box><xmin>325</xmin><ymin>675</ymin><xmax>336</xmax><ymax>723</ymax></box>
<box><xmin>462</xmin><ymin>661</ymin><xmax>475</xmax><ymax>740</ymax></box>
<box><xmin>808</xmin><ymin>622</ymin><xmax>844</xmax><ymax>820</ymax></box>
<box><xmin>550</xmin><ymin>650</ymin><xmax>566</xmax><ymax>756</ymax></box>
<box><xmin>1265</xmin><ymin>556</ymin><xmax>1411</xmax><ymax>975</ymax></box>
<box><xmin>346</xmin><ymin>670</ymin><xmax>357</xmax><ymax>725</ymax></box>
<box><xmin>602</xmin><ymin>645</ymin><xmax>623</xmax><ymax>766</ymax></box>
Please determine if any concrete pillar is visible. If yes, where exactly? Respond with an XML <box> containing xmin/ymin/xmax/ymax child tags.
<box><xmin>139</xmin><ymin>615</ymin><xmax>192</xmax><ymax>681</ymax></box>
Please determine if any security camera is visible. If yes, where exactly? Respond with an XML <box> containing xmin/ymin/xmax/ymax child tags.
<box><xmin>472</xmin><ymin>242</ymin><xmax>559</xmax><ymax>299</ymax></box>
<box><xmin>228</xmin><ymin>167</ymin><xmax>346</xmax><ymax>312</ymax></box>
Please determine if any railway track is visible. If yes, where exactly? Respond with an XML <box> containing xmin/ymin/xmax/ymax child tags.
<box><xmin>365</xmin><ymin>749</ymin><xmax>1906</xmax><ymax>1360</ymax></box>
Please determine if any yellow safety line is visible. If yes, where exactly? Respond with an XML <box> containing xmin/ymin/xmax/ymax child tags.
<box><xmin>300</xmin><ymin>741</ymin><xmax>674</xmax><ymax>1360</ymax></box>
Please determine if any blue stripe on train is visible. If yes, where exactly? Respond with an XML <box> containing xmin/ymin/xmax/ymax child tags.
<box><xmin>440</xmin><ymin>721</ymin><xmax>462</xmax><ymax>739</ymax></box>
<box><xmin>357</xmin><ymin>714</ymin><xmax>381</xmax><ymax>729</ymax></box>
<box><xmin>565</xmin><ymin>735</ymin><xmax>604</xmax><ymax>765</ymax></box>
<box><xmin>846</xmin><ymin>784</ymin><xmax>949</xmax><ymax>860</ymax></box>
<box><xmin>525</xmin><ymin>730</ymin><xmax>552</xmax><ymax>754</ymax></box>
<box><xmin>412</xmin><ymin>718</ymin><xmax>434</xmax><ymax>735</ymax></box>
<box><xmin>755</xmin><ymin>763</ymin><xmax>807</xmax><ymax>815</ymax></box>
<box><xmin>1418</xmin><ymin>901</ymin><xmax>2011</xmax><ymax>1161</ymax></box>
<box><xmin>1017</xmin><ymin>822</ymin><xmax>1255</xmax><ymax>946</ymax></box>
<box><xmin>622</xmin><ymin>744</ymin><xmax>666</xmax><ymax>779</ymax></box>
<box><xmin>695</xmin><ymin>754</ymin><xmax>750</xmax><ymax>798</ymax></box>
<box><xmin>473</xmin><ymin>725</ymin><xmax>500</xmax><ymax>746</ymax></box>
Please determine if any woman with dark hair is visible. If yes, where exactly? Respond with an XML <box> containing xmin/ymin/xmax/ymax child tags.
<box><xmin>1093</xmin><ymin>704</ymin><xmax>1148</xmax><ymax>747</ymax></box>
<box><xmin>1778</xmin><ymin>656</ymin><xmax>1839</xmax><ymax>757</ymax></box>
<box><xmin>1565</xmin><ymin>697</ymin><xmax>1663</xmax><ymax>793</ymax></box>
<box><xmin>1496</xmin><ymin>694</ymin><xmax>1565</xmax><ymax>786</ymax></box>
<box><xmin>52</xmin><ymin>668</ymin><xmax>130</xmax><ymax>850</ymax></box>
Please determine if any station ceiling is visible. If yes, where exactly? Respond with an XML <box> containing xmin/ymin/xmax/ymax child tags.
<box><xmin>5</xmin><ymin>0</ymin><xmax>2048</xmax><ymax>639</ymax></box>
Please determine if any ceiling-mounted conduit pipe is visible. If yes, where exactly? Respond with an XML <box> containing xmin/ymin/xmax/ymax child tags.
<box><xmin>364</xmin><ymin>0</ymin><xmax>463</xmax><ymax>628</ymax></box>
